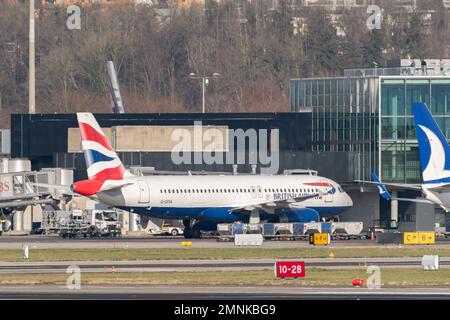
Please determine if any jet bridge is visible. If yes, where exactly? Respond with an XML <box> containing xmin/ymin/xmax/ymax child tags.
<box><xmin>0</xmin><ymin>169</ymin><xmax>72</xmax><ymax>234</ymax></box>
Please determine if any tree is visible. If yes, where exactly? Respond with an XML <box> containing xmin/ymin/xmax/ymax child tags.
<box><xmin>303</xmin><ymin>8</ymin><xmax>341</xmax><ymax>77</ymax></box>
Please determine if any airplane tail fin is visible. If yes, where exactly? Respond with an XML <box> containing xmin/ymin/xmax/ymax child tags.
<box><xmin>76</xmin><ymin>113</ymin><xmax>126</xmax><ymax>181</ymax></box>
<box><xmin>371</xmin><ymin>171</ymin><xmax>392</xmax><ymax>200</ymax></box>
<box><xmin>412</xmin><ymin>103</ymin><xmax>450</xmax><ymax>184</ymax></box>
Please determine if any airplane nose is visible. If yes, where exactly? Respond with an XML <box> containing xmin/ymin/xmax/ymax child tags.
<box><xmin>346</xmin><ymin>193</ymin><xmax>353</xmax><ymax>207</ymax></box>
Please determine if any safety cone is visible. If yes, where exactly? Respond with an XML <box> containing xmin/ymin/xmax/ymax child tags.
<box><xmin>370</xmin><ymin>231</ymin><xmax>375</xmax><ymax>241</ymax></box>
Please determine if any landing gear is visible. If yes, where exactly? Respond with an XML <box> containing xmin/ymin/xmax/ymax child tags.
<box><xmin>249</xmin><ymin>209</ymin><xmax>261</xmax><ymax>224</ymax></box>
<box><xmin>183</xmin><ymin>227</ymin><xmax>201</xmax><ymax>239</ymax></box>
<box><xmin>182</xmin><ymin>219</ymin><xmax>202</xmax><ymax>239</ymax></box>
<box><xmin>322</xmin><ymin>216</ymin><xmax>340</xmax><ymax>222</ymax></box>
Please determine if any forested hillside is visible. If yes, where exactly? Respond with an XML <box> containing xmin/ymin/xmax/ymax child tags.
<box><xmin>0</xmin><ymin>0</ymin><xmax>448</xmax><ymax>127</ymax></box>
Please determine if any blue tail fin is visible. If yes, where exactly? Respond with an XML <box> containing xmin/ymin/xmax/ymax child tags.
<box><xmin>412</xmin><ymin>103</ymin><xmax>450</xmax><ymax>184</ymax></box>
<box><xmin>371</xmin><ymin>171</ymin><xmax>391</xmax><ymax>200</ymax></box>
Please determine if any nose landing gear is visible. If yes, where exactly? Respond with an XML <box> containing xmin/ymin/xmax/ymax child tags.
<box><xmin>182</xmin><ymin>219</ymin><xmax>201</xmax><ymax>239</ymax></box>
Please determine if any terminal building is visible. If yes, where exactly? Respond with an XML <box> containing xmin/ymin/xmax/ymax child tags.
<box><xmin>290</xmin><ymin>59</ymin><xmax>450</xmax><ymax>233</ymax></box>
<box><xmin>11</xmin><ymin>112</ymin><xmax>361</xmax><ymax>183</ymax></box>
<box><xmin>9</xmin><ymin>112</ymin><xmax>367</xmax><ymax>229</ymax></box>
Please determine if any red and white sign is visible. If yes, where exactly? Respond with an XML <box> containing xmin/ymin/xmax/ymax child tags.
<box><xmin>275</xmin><ymin>261</ymin><xmax>305</xmax><ymax>278</ymax></box>
<box><xmin>0</xmin><ymin>182</ymin><xmax>10</xmax><ymax>192</ymax></box>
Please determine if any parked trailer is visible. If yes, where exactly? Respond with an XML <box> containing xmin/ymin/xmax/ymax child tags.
<box><xmin>217</xmin><ymin>223</ymin><xmax>233</xmax><ymax>236</ymax></box>
<box><xmin>217</xmin><ymin>221</ymin><xmax>365</xmax><ymax>241</ymax></box>
<box><xmin>332</xmin><ymin>222</ymin><xmax>365</xmax><ymax>240</ymax></box>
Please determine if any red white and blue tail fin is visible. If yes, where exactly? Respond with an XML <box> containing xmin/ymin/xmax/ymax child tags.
<box><xmin>76</xmin><ymin>113</ymin><xmax>125</xmax><ymax>181</ymax></box>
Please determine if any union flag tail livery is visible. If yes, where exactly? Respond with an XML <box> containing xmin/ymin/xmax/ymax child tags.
<box><xmin>72</xmin><ymin>113</ymin><xmax>132</xmax><ymax>197</ymax></box>
<box><xmin>77</xmin><ymin>113</ymin><xmax>125</xmax><ymax>181</ymax></box>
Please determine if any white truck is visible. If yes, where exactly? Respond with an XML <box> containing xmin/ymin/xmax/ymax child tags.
<box><xmin>89</xmin><ymin>210</ymin><xmax>122</xmax><ymax>237</ymax></box>
<box><xmin>41</xmin><ymin>210</ymin><xmax>122</xmax><ymax>238</ymax></box>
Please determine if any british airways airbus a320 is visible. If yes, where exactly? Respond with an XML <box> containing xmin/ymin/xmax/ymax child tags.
<box><xmin>69</xmin><ymin>113</ymin><xmax>353</xmax><ymax>238</ymax></box>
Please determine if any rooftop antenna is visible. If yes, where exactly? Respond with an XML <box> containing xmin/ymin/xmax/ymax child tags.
<box><xmin>372</xmin><ymin>61</ymin><xmax>379</xmax><ymax>76</ymax></box>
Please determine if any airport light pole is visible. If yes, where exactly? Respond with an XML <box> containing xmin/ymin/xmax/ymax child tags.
<box><xmin>189</xmin><ymin>73</ymin><xmax>221</xmax><ymax>113</ymax></box>
<box><xmin>29</xmin><ymin>0</ymin><xmax>36</xmax><ymax>114</ymax></box>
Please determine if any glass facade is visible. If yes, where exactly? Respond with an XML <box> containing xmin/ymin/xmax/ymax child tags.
<box><xmin>291</xmin><ymin>77</ymin><xmax>379</xmax><ymax>181</ymax></box>
<box><xmin>291</xmin><ymin>76</ymin><xmax>450</xmax><ymax>183</ymax></box>
<box><xmin>380</xmin><ymin>78</ymin><xmax>450</xmax><ymax>183</ymax></box>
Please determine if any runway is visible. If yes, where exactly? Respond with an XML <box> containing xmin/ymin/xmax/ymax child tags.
<box><xmin>1</xmin><ymin>257</ymin><xmax>449</xmax><ymax>274</ymax></box>
<box><xmin>0</xmin><ymin>285</ymin><xmax>449</xmax><ymax>300</ymax></box>
<box><xmin>1</xmin><ymin>235</ymin><xmax>449</xmax><ymax>249</ymax></box>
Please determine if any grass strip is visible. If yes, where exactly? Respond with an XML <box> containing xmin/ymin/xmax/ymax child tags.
<box><xmin>1</xmin><ymin>268</ymin><xmax>450</xmax><ymax>286</ymax></box>
<box><xmin>1</xmin><ymin>247</ymin><xmax>449</xmax><ymax>262</ymax></box>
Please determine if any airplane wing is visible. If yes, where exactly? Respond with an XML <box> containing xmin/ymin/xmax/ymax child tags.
<box><xmin>424</xmin><ymin>184</ymin><xmax>450</xmax><ymax>192</ymax></box>
<box><xmin>357</xmin><ymin>171</ymin><xmax>431</xmax><ymax>205</ymax></box>
<box><xmin>355</xmin><ymin>177</ymin><xmax>422</xmax><ymax>191</ymax></box>
<box><xmin>390</xmin><ymin>197</ymin><xmax>433</xmax><ymax>204</ymax></box>
<box><xmin>229</xmin><ymin>192</ymin><xmax>324</xmax><ymax>213</ymax></box>
<box><xmin>358</xmin><ymin>171</ymin><xmax>450</xmax><ymax>192</ymax></box>
<box><xmin>364</xmin><ymin>171</ymin><xmax>442</xmax><ymax>212</ymax></box>
<box><xmin>355</xmin><ymin>180</ymin><xmax>422</xmax><ymax>190</ymax></box>
<box><xmin>97</xmin><ymin>181</ymin><xmax>134</xmax><ymax>193</ymax></box>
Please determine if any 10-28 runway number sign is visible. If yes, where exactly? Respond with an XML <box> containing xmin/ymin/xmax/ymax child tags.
<box><xmin>275</xmin><ymin>261</ymin><xmax>305</xmax><ymax>278</ymax></box>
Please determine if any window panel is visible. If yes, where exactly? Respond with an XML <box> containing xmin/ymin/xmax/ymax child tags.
<box><xmin>406</xmin><ymin>83</ymin><xmax>430</xmax><ymax>115</ymax></box>
<box><xmin>381</xmin><ymin>84</ymin><xmax>405</xmax><ymax>116</ymax></box>
<box><xmin>405</xmin><ymin>117</ymin><xmax>416</xmax><ymax>140</ymax></box>
<box><xmin>382</xmin><ymin>117</ymin><xmax>401</xmax><ymax>139</ymax></box>
<box><xmin>431</xmin><ymin>84</ymin><xmax>450</xmax><ymax>115</ymax></box>
<box><xmin>381</xmin><ymin>142</ymin><xmax>406</xmax><ymax>182</ymax></box>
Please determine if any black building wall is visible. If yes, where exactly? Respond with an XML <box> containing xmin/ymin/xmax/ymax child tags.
<box><xmin>11</xmin><ymin>112</ymin><xmax>312</xmax><ymax>172</ymax></box>
<box><xmin>54</xmin><ymin>150</ymin><xmax>360</xmax><ymax>182</ymax></box>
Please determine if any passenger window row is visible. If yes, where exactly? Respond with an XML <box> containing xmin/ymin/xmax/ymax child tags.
<box><xmin>159</xmin><ymin>187</ymin><xmax>321</xmax><ymax>194</ymax></box>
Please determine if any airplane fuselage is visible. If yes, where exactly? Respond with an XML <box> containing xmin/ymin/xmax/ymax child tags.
<box><xmin>74</xmin><ymin>112</ymin><xmax>353</xmax><ymax>235</ymax></box>
<box><xmin>95</xmin><ymin>174</ymin><xmax>353</xmax><ymax>223</ymax></box>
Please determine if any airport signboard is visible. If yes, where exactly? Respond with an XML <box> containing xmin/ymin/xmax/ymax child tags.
<box><xmin>403</xmin><ymin>232</ymin><xmax>419</xmax><ymax>244</ymax></box>
<box><xmin>309</xmin><ymin>233</ymin><xmax>330</xmax><ymax>245</ymax></box>
<box><xmin>418</xmin><ymin>232</ymin><xmax>435</xmax><ymax>244</ymax></box>
<box><xmin>275</xmin><ymin>261</ymin><xmax>305</xmax><ymax>278</ymax></box>
<box><xmin>403</xmin><ymin>232</ymin><xmax>435</xmax><ymax>245</ymax></box>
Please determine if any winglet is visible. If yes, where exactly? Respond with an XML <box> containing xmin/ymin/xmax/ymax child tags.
<box><xmin>371</xmin><ymin>171</ymin><xmax>392</xmax><ymax>200</ymax></box>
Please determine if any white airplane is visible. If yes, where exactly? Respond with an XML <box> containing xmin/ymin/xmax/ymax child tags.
<box><xmin>68</xmin><ymin>113</ymin><xmax>353</xmax><ymax>238</ymax></box>
<box><xmin>359</xmin><ymin>102</ymin><xmax>450</xmax><ymax>212</ymax></box>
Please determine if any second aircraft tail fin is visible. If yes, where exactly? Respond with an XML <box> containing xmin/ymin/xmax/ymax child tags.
<box><xmin>412</xmin><ymin>103</ymin><xmax>450</xmax><ymax>184</ymax></box>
